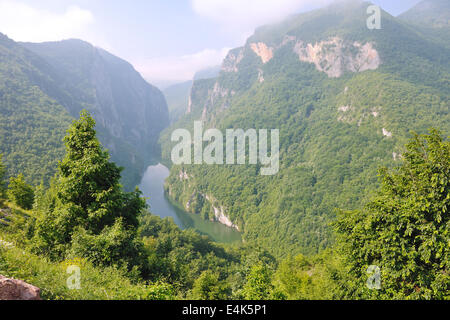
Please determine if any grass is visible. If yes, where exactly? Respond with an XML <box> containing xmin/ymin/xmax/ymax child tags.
<box><xmin>0</xmin><ymin>201</ymin><xmax>174</xmax><ymax>300</ymax></box>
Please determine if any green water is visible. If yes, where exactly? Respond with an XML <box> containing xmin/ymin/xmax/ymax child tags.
<box><xmin>138</xmin><ymin>163</ymin><xmax>242</xmax><ymax>243</ymax></box>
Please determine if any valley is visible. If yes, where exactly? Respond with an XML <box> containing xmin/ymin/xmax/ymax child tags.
<box><xmin>0</xmin><ymin>0</ymin><xmax>448</xmax><ymax>301</ymax></box>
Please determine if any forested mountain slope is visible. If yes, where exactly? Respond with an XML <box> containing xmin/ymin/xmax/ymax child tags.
<box><xmin>160</xmin><ymin>0</ymin><xmax>450</xmax><ymax>257</ymax></box>
<box><xmin>0</xmin><ymin>35</ymin><xmax>169</xmax><ymax>189</ymax></box>
<box><xmin>398</xmin><ymin>0</ymin><xmax>450</xmax><ymax>49</ymax></box>
<box><xmin>163</xmin><ymin>67</ymin><xmax>221</xmax><ymax>123</ymax></box>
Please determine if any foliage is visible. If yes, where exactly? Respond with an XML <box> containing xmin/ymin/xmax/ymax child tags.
<box><xmin>0</xmin><ymin>154</ymin><xmax>5</xmax><ymax>202</ymax></box>
<box><xmin>160</xmin><ymin>1</ymin><xmax>450</xmax><ymax>259</ymax></box>
<box><xmin>334</xmin><ymin>130</ymin><xmax>449</xmax><ymax>299</ymax></box>
<box><xmin>190</xmin><ymin>270</ymin><xmax>230</xmax><ymax>300</ymax></box>
<box><xmin>1</xmin><ymin>1</ymin><xmax>449</xmax><ymax>301</ymax></box>
<box><xmin>139</xmin><ymin>213</ymin><xmax>235</xmax><ymax>294</ymax></box>
<box><xmin>0</xmin><ymin>33</ymin><xmax>168</xmax><ymax>191</ymax></box>
<box><xmin>0</xmin><ymin>33</ymin><xmax>74</xmax><ymax>185</ymax></box>
<box><xmin>7</xmin><ymin>174</ymin><xmax>34</xmax><ymax>210</ymax></box>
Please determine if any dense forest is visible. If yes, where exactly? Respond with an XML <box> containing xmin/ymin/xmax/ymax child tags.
<box><xmin>1</xmin><ymin>112</ymin><xmax>448</xmax><ymax>299</ymax></box>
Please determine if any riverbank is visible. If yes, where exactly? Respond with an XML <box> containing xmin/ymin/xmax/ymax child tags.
<box><xmin>138</xmin><ymin>164</ymin><xmax>241</xmax><ymax>243</ymax></box>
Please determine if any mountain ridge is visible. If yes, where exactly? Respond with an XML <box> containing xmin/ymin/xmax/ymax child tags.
<box><xmin>0</xmin><ymin>33</ymin><xmax>169</xmax><ymax>189</ymax></box>
<box><xmin>160</xmin><ymin>0</ymin><xmax>450</xmax><ymax>257</ymax></box>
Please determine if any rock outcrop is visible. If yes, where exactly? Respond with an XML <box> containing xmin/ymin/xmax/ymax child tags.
<box><xmin>250</xmin><ymin>42</ymin><xmax>274</xmax><ymax>64</ymax></box>
<box><xmin>0</xmin><ymin>275</ymin><xmax>41</xmax><ymax>300</ymax></box>
<box><xmin>294</xmin><ymin>37</ymin><xmax>380</xmax><ymax>77</ymax></box>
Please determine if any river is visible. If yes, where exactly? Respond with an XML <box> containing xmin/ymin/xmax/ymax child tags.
<box><xmin>138</xmin><ymin>163</ymin><xmax>242</xmax><ymax>243</ymax></box>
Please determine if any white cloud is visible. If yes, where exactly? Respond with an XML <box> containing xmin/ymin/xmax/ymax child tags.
<box><xmin>192</xmin><ymin>0</ymin><xmax>333</xmax><ymax>35</ymax></box>
<box><xmin>0</xmin><ymin>0</ymin><xmax>103</xmax><ymax>45</ymax></box>
<box><xmin>135</xmin><ymin>47</ymin><xmax>231</xmax><ymax>87</ymax></box>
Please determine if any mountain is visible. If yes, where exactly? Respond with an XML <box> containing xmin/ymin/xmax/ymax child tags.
<box><xmin>399</xmin><ymin>0</ymin><xmax>450</xmax><ymax>28</ymax></box>
<box><xmin>0</xmin><ymin>35</ymin><xmax>169</xmax><ymax>189</ymax></box>
<box><xmin>163</xmin><ymin>80</ymin><xmax>192</xmax><ymax>123</ymax></box>
<box><xmin>163</xmin><ymin>66</ymin><xmax>221</xmax><ymax>123</ymax></box>
<box><xmin>160</xmin><ymin>0</ymin><xmax>450</xmax><ymax>257</ymax></box>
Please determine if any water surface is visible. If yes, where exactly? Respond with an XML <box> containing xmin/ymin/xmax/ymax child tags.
<box><xmin>139</xmin><ymin>164</ymin><xmax>242</xmax><ymax>243</ymax></box>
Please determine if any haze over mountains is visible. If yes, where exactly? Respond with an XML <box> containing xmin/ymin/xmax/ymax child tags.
<box><xmin>0</xmin><ymin>35</ymin><xmax>168</xmax><ymax>189</ymax></box>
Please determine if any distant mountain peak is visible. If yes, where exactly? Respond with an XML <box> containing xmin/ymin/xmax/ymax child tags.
<box><xmin>399</xmin><ymin>0</ymin><xmax>450</xmax><ymax>28</ymax></box>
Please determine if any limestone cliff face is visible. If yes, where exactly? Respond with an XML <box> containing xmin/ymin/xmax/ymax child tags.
<box><xmin>92</xmin><ymin>48</ymin><xmax>169</xmax><ymax>152</ymax></box>
<box><xmin>166</xmin><ymin>170</ymin><xmax>240</xmax><ymax>230</ymax></box>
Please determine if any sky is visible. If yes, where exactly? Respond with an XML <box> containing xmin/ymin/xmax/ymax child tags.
<box><xmin>0</xmin><ymin>0</ymin><xmax>422</xmax><ymax>88</ymax></box>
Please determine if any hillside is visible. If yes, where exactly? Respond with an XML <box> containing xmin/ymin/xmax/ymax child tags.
<box><xmin>160</xmin><ymin>0</ymin><xmax>450</xmax><ymax>257</ymax></box>
<box><xmin>163</xmin><ymin>81</ymin><xmax>192</xmax><ymax>123</ymax></box>
<box><xmin>163</xmin><ymin>67</ymin><xmax>221</xmax><ymax>123</ymax></box>
<box><xmin>399</xmin><ymin>0</ymin><xmax>450</xmax><ymax>28</ymax></box>
<box><xmin>0</xmin><ymin>35</ymin><xmax>169</xmax><ymax>189</ymax></box>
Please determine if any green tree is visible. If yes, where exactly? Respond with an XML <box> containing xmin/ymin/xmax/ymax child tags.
<box><xmin>335</xmin><ymin>129</ymin><xmax>449</xmax><ymax>299</ymax></box>
<box><xmin>7</xmin><ymin>174</ymin><xmax>34</xmax><ymax>210</ymax></box>
<box><xmin>190</xmin><ymin>270</ymin><xmax>230</xmax><ymax>300</ymax></box>
<box><xmin>31</xmin><ymin>111</ymin><xmax>147</xmax><ymax>269</ymax></box>
<box><xmin>242</xmin><ymin>264</ymin><xmax>275</xmax><ymax>300</ymax></box>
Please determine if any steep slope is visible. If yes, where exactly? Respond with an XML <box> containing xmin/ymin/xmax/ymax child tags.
<box><xmin>0</xmin><ymin>35</ymin><xmax>169</xmax><ymax>189</ymax></box>
<box><xmin>160</xmin><ymin>0</ymin><xmax>450</xmax><ymax>257</ymax></box>
<box><xmin>21</xmin><ymin>39</ymin><xmax>169</xmax><ymax>188</ymax></box>
<box><xmin>398</xmin><ymin>0</ymin><xmax>450</xmax><ymax>49</ymax></box>
<box><xmin>0</xmin><ymin>33</ymin><xmax>74</xmax><ymax>184</ymax></box>
<box><xmin>163</xmin><ymin>80</ymin><xmax>192</xmax><ymax>123</ymax></box>
<box><xmin>163</xmin><ymin>67</ymin><xmax>221</xmax><ymax>123</ymax></box>
<box><xmin>399</xmin><ymin>0</ymin><xmax>450</xmax><ymax>28</ymax></box>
